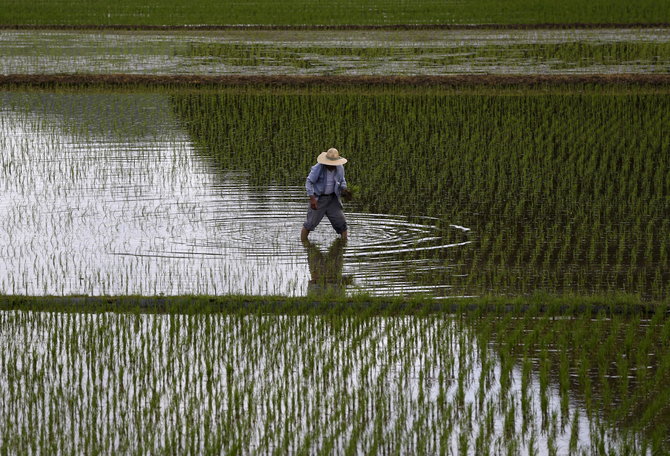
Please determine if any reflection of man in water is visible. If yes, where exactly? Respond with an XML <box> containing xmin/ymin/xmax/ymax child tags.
<box><xmin>302</xmin><ymin>238</ymin><xmax>353</xmax><ymax>296</ymax></box>
<box><xmin>301</xmin><ymin>148</ymin><xmax>350</xmax><ymax>241</ymax></box>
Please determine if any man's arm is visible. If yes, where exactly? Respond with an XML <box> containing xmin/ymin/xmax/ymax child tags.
<box><xmin>305</xmin><ymin>175</ymin><xmax>315</xmax><ymax>196</ymax></box>
<box><xmin>306</xmin><ymin>178</ymin><xmax>318</xmax><ymax>209</ymax></box>
<box><xmin>306</xmin><ymin>164</ymin><xmax>322</xmax><ymax>195</ymax></box>
<box><xmin>306</xmin><ymin>164</ymin><xmax>320</xmax><ymax>209</ymax></box>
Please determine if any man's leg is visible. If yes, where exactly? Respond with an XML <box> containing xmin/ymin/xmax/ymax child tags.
<box><xmin>325</xmin><ymin>197</ymin><xmax>348</xmax><ymax>240</ymax></box>
<box><xmin>302</xmin><ymin>197</ymin><xmax>327</xmax><ymax>240</ymax></box>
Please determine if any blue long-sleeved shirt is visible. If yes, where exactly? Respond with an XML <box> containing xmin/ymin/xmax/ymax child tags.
<box><xmin>305</xmin><ymin>164</ymin><xmax>347</xmax><ymax>198</ymax></box>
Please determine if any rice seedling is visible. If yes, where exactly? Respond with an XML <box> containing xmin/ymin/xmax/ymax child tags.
<box><xmin>0</xmin><ymin>310</ymin><xmax>656</xmax><ymax>454</ymax></box>
<box><xmin>8</xmin><ymin>82</ymin><xmax>668</xmax><ymax>299</ymax></box>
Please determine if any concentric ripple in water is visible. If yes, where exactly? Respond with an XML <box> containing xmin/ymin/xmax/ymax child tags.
<box><xmin>0</xmin><ymin>91</ymin><xmax>470</xmax><ymax>297</ymax></box>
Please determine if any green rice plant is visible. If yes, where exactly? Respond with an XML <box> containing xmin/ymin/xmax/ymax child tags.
<box><xmin>170</xmin><ymin>84</ymin><xmax>670</xmax><ymax>299</ymax></box>
<box><xmin>5</xmin><ymin>301</ymin><xmax>641</xmax><ymax>453</ymax></box>
<box><xmin>466</xmin><ymin>305</ymin><xmax>670</xmax><ymax>454</ymax></box>
<box><xmin>1</xmin><ymin>0</ymin><xmax>669</xmax><ymax>26</ymax></box>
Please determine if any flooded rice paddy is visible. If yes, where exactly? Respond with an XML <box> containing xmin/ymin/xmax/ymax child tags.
<box><xmin>1</xmin><ymin>310</ymin><xmax>665</xmax><ymax>454</ymax></box>
<box><xmin>169</xmin><ymin>87</ymin><xmax>670</xmax><ymax>300</ymax></box>
<box><xmin>1</xmin><ymin>28</ymin><xmax>669</xmax><ymax>76</ymax></box>
<box><xmin>2</xmin><ymin>86</ymin><xmax>669</xmax><ymax>298</ymax></box>
<box><xmin>1</xmin><ymin>86</ymin><xmax>669</xmax><ymax>453</ymax></box>
<box><xmin>0</xmin><ymin>90</ymin><xmax>470</xmax><ymax>297</ymax></box>
<box><xmin>2</xmin><ymin>17</ymin><xmax>669</xmax><ymax>456</ymax></box>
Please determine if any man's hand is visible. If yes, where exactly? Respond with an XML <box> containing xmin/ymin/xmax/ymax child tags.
<box><xmin>310</xmin><ymin>195</ymin><xmax>318</xmax><ymax>210</ymax></box>
<box><xmin>341</xmin><ymin>188</ymin><xmax>353</xmax><ymax>202</ymax></box>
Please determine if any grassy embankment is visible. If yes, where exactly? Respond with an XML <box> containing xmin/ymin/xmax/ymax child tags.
<box><xmin>1</xmin><ymin>292</ymin><xmax>666</xmax><ymax>315</ymax></box>
<box><xmin>1</xmin><ymin>0</ymin><xmax>668</xmax><ymax>26</ymax></box>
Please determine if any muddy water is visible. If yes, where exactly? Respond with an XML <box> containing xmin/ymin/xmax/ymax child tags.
<box><xmin>0</xmin><ymin>91</ymin><xmax>470</xmax><ymax>296</ymax></box>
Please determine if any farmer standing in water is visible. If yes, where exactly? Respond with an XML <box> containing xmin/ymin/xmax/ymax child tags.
<box><xmin>301</xmin><ymin>148</ymin><xmax>350</xmax><ymax>241</ymax></box>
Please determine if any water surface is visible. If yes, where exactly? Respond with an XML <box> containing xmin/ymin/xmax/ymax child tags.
<box><xmin>0</xmin><ymin>311</ymin><xmax>654</xmax><ymax>454</ymax></box>
<box><xmin>0</xmin><ymin>90</ymin><xmax>469</xmax><ymax>296</ymax></box>
<box><xmin>1</xmin><ymin>28</ymin><xmax>668</xmax><ymax>76</ymax></box>
<box><xmin>3</xmin><ymin>87</ymin><xmax>668</xmax><ymax>298</ymax></box>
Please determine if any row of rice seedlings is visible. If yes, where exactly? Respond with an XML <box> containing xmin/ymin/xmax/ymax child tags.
<box><xmin>177</xmin><ymin>40</ymin><xmax>670</xmax><ymax>72</ymax></box>
<box><xmin>465</xmin><ymin>306</ymin><xmax>670</xmax><ymax>453</ymax></box>
<box><xmin>3</xmin><ymin>85</ymin><xmax>668</xmax><ymax>299</ymax></box>
<box><xmin>170</xmin><ymin>86</ymin><xmax>670</xmax><ymax>299</ymax></box>
<box><xmin>0</xmin><ymin>308</ymin><xmax>655</xmax><ymax>454</ymax></box>
<box><xmin>1</xmin><ymin>0</ymin><xmax>668</xmax><ymax>25</ymax></box>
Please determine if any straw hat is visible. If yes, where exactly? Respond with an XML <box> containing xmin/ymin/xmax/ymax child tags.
<box><xmin>317</xmin><ymin>148</ymin><xmax>347</xmax><ymax>166</ymax></box>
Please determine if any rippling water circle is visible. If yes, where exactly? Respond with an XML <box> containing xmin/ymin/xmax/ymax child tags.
<box><xmin>0</xmin><ymin>91</ymin><xmax>471</xmax><ymax>297</ymax></box>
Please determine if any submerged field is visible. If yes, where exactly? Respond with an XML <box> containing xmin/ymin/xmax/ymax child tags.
<box><xmin>1</xmin><ymin>0</ymin><xmax>669</xmax><ymax>26</ymax></box>
<box><xmin>2</xmin><ymin>8</ymin><xmax>669</xmax><ymax>451</ymax></box>
<box><xmin>2</xmin><ymin>28</ymin><xmax>669</xmax><ymax>76</ymax></box>
<box><xmin>1</xmin><ymin>302</ymin><xmax>668</xmax><ymax>454</ymax></box>
<box><xmin>1</xmin><ymin>84</ymin><xmax>668</xmax><ymax>299</ymax></box>
<box><xmin>173</xmin><ymin>84</ymin><xmax>670</xmax><ymax>299</ymax></box>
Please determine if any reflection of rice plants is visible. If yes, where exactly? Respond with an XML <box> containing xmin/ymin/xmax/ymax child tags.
<box><xmin>1</xmin><ymin>304</ymin><xmax>666</xmax><ymax>454</ymax></box>
<box><xmin>171</xmin><ymin>85</ymin><xmax>670</xmax><ymax>299</ymax></box>
<box><xmin>466</xmin><ymin>303</ymin><xmax>670</xmax><ymax>454</ymax></box>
